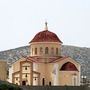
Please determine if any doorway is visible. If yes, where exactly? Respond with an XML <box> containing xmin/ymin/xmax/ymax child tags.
<box><xmin>22</xmin><ymin>81</ymin><xmax>26</xmax><ymax>85</ymax></box>
<box><xmin>42</xmin><ymin>78</ymin><xmax>45</xmax><ymax>86</ymax></box>
<box><xmin>49</xmin><ymin>81</ymin><xmax>51</xmax><ymax>86</ymax></box>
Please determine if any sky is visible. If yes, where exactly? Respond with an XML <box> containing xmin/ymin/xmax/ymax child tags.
<box><xmin>0</xmin><ymin>0</ymin><xmax>90</xmax><ymax>51</ymax></box>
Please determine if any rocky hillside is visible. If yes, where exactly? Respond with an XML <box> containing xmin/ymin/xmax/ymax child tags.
<box><xmin>0</xmin><ymin>45</ymin><xmax>90</xmax><ymax>79</ymax></box>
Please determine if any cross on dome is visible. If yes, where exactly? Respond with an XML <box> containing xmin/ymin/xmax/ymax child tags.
<box><xmin>45</xmin><ymin>21</ymin><xmax>48</xmax><ymax>30</ymax></box>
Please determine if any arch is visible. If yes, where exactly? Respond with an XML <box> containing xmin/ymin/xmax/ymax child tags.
<box><xmin>22</xmin><ymin>81</ymin><xmax>26</xmax><ymax>85</ymax></box>
<box><xmin>35</xmin><ymin>48</ymin><xmax>37</xmax><ymax>55</ymax></box>
<box><xmin>49</xmin><ymin>81</ymin><xmax>51</xmax><ymax>86</ymax></box>
<box><xmin>60</xmin><ymin>62</ymin><xmax>78</xmax><ymax>71</ymax></box>
<box><xmin>40</xmin><ymin>47</ymin><xmax>43</xmax><ymax>54</ymax></box>
<box><xmin>51</xmin><ymin>47</ymin><xmax>54</xmax><ymax>55</ymax></box>
<box><xmin>56</xmin><ymin>48</ymin><xmax>58</xmax><ymax>55</ymax></box>
<box><xmin>45</xmin><ymin>47</ymin><xmax>49</xmax><ymax>54</ymax></box>
<box><xmin>42</xmin><ymin>78</ymin><xmax>45</xmax><ymax>86</ymax></box>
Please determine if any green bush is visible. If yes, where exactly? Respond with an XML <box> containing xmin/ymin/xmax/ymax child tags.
<box><xmin>0</xmin><ymin>84</ymin><xmax>22</xmax><ymax>90</ymax></box>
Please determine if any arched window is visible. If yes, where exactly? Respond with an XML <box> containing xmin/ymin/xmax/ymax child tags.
<box><xmin>56</xmin><ymin>48</ymin><xmax>58</xmax><ymax>55</ymax></box>
<box><xmin>40</xmin><ymin>47</ymin><xmax>43</xmax><ymax>54</ymax></box>
<box><xmin>25</xmin><ymin>66</ymin><xmax>27</xmax><ymax>70</ymax></box>
<box><xmin>45</xmin><ymin>47</ymin><xmax>49</xmax><ymax>54</ymax></box>
<box><xmin>35</xmin><ymin>48</ymin><xmax>37</xmax><ymax>55</ymax></box>
<box><xmin>25</xmin><ymin>74</ymin><xmax>27</xmax><ymax>78</ymax></box>
<box><xmin>51</xmin><ymin>47</ymin><xmax>54</xmax><ymax>55</ymax></box>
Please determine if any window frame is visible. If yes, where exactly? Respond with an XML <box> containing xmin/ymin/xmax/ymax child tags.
<box><xmin>35</xmin><ymin>48</ymin><xmax>37</xmax><ymax>55</ymax></box>
<box><xmin>45</xmin><ymin>47</ymin><xmax>49</xmax><ymax>54</ymax></box>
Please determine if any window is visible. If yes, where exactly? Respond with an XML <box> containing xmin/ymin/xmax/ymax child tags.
<box><xmin>25</xmin><ymin>66</ymin><xmax>27</xmax><ymax>70</ymax></box>
<box><xmin>51</xmin><ymin>47</ymin><xmax>54</xmax><ymax>55</ymax></box>
<box><xmin>40</xmin><ymin>47</ymin><xmax>43</xmax><ymax>54</ymax></box>
<box><xmin>35</xmin><ymin>77</ymin><xmax>36</xmax><ymax>80</ymax></box>
<box><xmin>25</xmin><ymin>74</ymin><xmax>27</xmax><ymax>78</ymax></box>
<box><xmin>56</xmin><ymin>48</ymin><xmax>58</xmax><ymax>55</ymax></box>
<box><xmin>35</xmin><ymin>48</ymin><xmax>37</xmax><ymax>55</ymax></box>
<box><xmin>45</xmin><ymin>47</ymin><xmax>49</xmax><ymax>54</ymax></box>
<box><xmin>16</xmin><ymin>77</ymin><xmax>18</xmax><ymax>81</ymax></box>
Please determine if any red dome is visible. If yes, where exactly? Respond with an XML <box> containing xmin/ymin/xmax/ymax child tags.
<box><xmin>30</xmin><ymin>30</ymin><xmax>62</xmax><ymax>43</ymax></box>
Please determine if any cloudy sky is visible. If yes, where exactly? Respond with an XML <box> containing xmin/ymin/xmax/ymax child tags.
<box><xmin>0</xmin><ymin>0</ymin><xmax>90</xmax><ymax>51</ymax></box>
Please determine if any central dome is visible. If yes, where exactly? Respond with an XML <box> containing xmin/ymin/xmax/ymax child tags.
<box><xmin>30</xmin><ymin>30</ymin><xmax>62</xmax><ymax>43</ymax></box>
<box><xmin>30</xmin><ymin>22</ymin><xmax>62</xmax><ymax>43</ymax></box>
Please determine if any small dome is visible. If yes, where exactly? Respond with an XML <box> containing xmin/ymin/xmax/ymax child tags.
<box><xmin>30</xmin><ymin>30</ymin><xmax>62</xmax><ymax>43</ymax></box>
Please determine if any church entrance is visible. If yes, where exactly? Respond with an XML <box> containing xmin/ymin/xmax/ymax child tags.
<box><xmin>49</xmin><ymin>81</ymin><xmax>51</xmax><ymax>86</ymax></box>
<box><xmin>42</xmin><ymin>78</ymin><xmax>45</xmax><ymax>86</ymax></box>
<box><xmin>22</xmin><ymin>81</ymin><xmax>26</xmax><ymax>85</ymax></box>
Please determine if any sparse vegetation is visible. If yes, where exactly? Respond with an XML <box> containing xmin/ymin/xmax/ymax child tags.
<box><xmin>0</xmin><ymin>83</ymin><xmax>22</xmax><ymax>90</ymax></box>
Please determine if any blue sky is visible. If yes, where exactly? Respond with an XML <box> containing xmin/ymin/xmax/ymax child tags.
<box><xmin>0</xmin><ymin>0</ymin><xmax>90</xmax><ymax>51</ymax></box>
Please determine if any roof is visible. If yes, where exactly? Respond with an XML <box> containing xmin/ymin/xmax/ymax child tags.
<box><xmin>30</xmin><ymin>30</ymin><xmax>62</xmax><ymax>43</ymax></box>
<box><xmin>60</xmin><ymin>62</ymin><xmax>78</xmax><ymax>71</ymax></box>
<box><xmin>21</xmin><ymin>55</ymin><xmax>78</xmax><ymax>71</ymax></box>
<box><xmin>22</xmin><ymin>55</ymin><xmax>68</xmax><ymax>63</ymax></box>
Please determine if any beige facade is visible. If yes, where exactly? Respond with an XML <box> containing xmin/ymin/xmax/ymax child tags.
<box><xmin>8</xmin><ymin>23</ymin><xmax>81</xmax><ymax>86</ymax></box>
<box><xmin>58</xmin><ymin>57</ymin><xmax>80</xmax><ymax>86</ymax></box>
<box><xmin>9</xmin><ymin>56</ymin><xmax>80</xmax><ymax>86</ymax></box>
<box><xmin>30</xmin><ymin>42</ymin><xmax>62</xmax><ymax>57</ymax></box>
<box><xmin>0</xmin><ymin>60</ymin><xmax>7</xmax><ymax>81</ymax></box>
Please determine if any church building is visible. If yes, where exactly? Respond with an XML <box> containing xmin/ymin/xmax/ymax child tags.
<box><xmin>8</xmin><ymin>22</ymin><xmax>80</xmax><ymax>86</ymax></box>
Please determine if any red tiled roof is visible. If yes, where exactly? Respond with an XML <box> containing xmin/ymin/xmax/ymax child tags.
<box><xmin>30</xmin><ymin>30</ymin><xmax>62</xmax><ymax>43</ymax></box>
<box><xmin>60</xmin><ymin>62</ymin><xmax>78</xmax><ymax>71</ymax></box>
<box><xmin>22</xmin><ymin>55</ymin><xmax>68</xmax><ymax>63</ymax></box>
<box><xmin>21</xmin><ymin>55</ymin><xmax>78</xmax><ymax>71</ymax></box>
